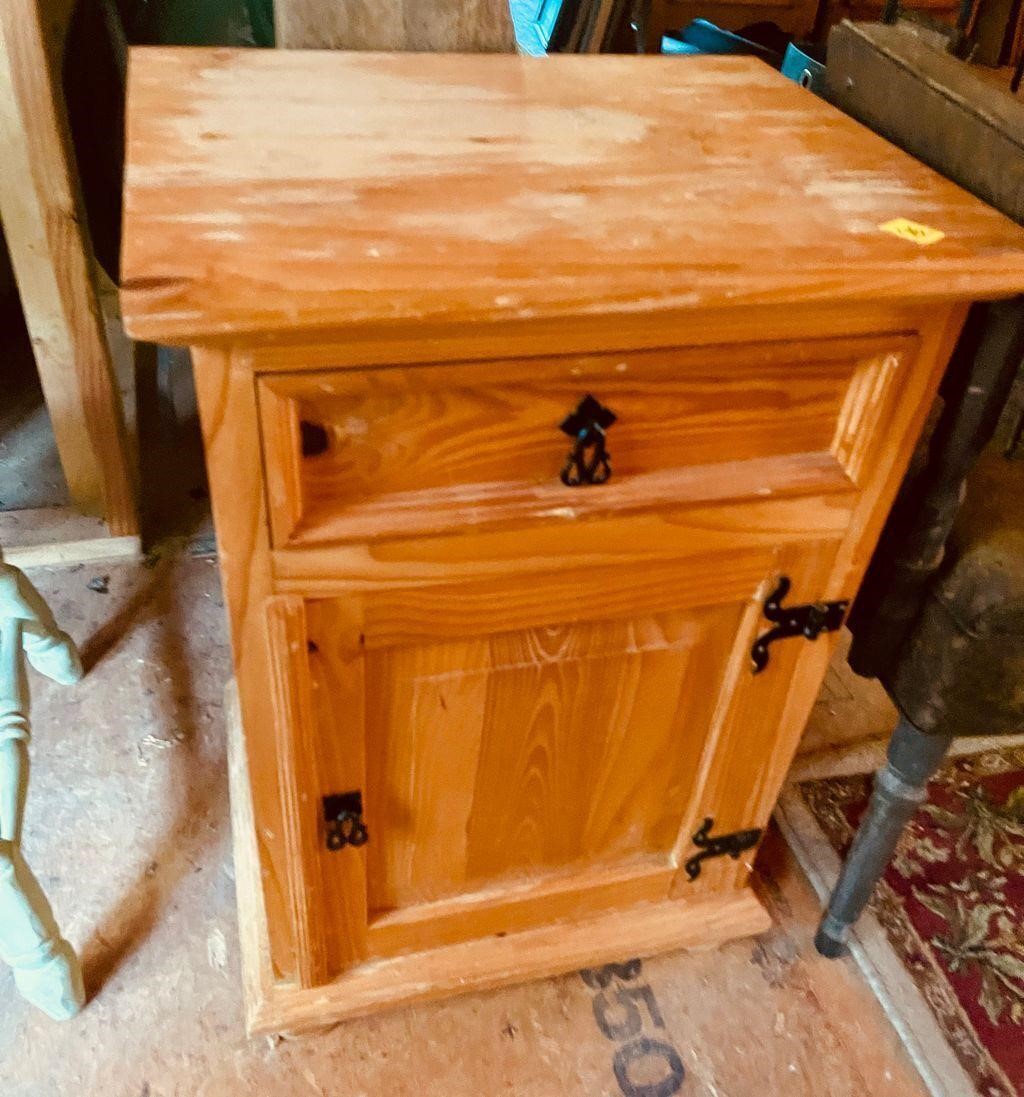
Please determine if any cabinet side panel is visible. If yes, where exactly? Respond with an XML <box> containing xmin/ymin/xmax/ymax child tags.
<box><xmin>829</xmin><ymin>304</ymin><xmax>969</xmax><ymax>596</ymax></box>
<box><xmin>191</xmin><ymin>346</ymin><xmax>297</xmax><ymax>981</ymax></box>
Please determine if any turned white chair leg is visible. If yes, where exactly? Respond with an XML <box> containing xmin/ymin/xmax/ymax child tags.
<box><xmin>0</xmin><ymin>833</ymin><xmax>85</xmax><ymax>1021</ymax></box>
<box><xmin>0</xmin><ymin>560</ymin><xmax>86</xmax><ymax>1020</ymax></box>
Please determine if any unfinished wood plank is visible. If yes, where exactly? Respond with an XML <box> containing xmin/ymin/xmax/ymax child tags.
<box><xmin>0</xmin><ymin>535</ymin><xmax>140</xmax><ymax>571</ymax></box>
<box><xmin>0</xmin><ymin>0</ymin><xmax>137</xmax><ymax>536</ymax></box>
<box><xmin>274</xmin><ymin>0</ymin><xmax>516</xmax><ymax>51</ymax></box>
<box><xmin>0</xmin><ymin>508</ymin><xmax>140</xmax><ymax>568</ymax></box>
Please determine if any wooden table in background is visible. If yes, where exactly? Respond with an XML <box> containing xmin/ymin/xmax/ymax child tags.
<box><xmin>0</xmin><ymin>0</ymin><xmax>139</xmax><ymax>565</ymax></box>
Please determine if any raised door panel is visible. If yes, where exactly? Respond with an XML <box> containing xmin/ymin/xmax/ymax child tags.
<box><xmin>306</xmin><ymin>598</ymin><xmax>750</xmax><ymax>968</ymax></box>
<box><xmin>358</xmin><ymin>604</ymin><xmax>745</xmax><ymax>913</ymax></box>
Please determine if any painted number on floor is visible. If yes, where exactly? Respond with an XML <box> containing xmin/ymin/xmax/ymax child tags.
<box><xmin>579</xmin><ymin>960</ymin><xmax>686</xmax><ymax>1097</ymax></box>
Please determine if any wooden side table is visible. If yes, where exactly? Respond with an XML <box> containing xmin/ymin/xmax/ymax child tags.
<box><xmin>120</xmin><ymin>49</ymin><xmax>1024</xmax><ymax>1033</ymax></box>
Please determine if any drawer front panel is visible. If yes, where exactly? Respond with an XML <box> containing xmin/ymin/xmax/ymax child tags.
<box><xmin>257</xmin><ymin>334</ymin><xmax>915</xmax><ymax>545</ymax></box>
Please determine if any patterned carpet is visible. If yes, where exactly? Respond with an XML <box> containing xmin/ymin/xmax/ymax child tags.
<box><xmin>797</xmin><ymin>747</ymin><xmax>1024</xmax><ymax>1097</ymax></box>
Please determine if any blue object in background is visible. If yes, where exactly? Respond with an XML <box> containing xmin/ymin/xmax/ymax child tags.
<box><xmin>510</xmin><ymin>2</ymin><xmax>828</xmax><ymax>93</ymax></box>
<box><xmin>661</xmin><ymin>19</ymin><xmax>782</xmax><ymax>65</ymax></box>
<box><xmin>781</xmin><ymin>43</ymin><xmax>827</xmax><ymax>94</ymax></box>
<box><xmin>511</xmin><ymin>0</ymin><xmax>563</xmax><ymax>54</ymax></box>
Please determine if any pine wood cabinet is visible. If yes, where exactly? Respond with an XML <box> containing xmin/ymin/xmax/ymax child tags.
<box><xmin>121</xmin><ymin>49</ymin><xmax>1024</xmax><ymax>1033</ymax></box>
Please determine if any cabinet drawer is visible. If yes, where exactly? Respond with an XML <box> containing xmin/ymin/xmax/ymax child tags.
<box><xmin>257</xmin><ymin>334</ymin><xmax>915</xmax><ymax>546</ymax></box>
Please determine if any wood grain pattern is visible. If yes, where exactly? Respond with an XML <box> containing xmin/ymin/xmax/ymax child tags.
<box><xmin>238</xmin><ymin>302</ymin><xmax>943</xmax><ymax>367</ymax></box>
<box><xmin>270</xmin><ymin>493</ymin><xmax>855</xmax><ymax>594</ymax></box>
<box><xmin>0</xmin><ymin>0</ymin><xmax>137</xmax><ymax>534</ymax></box>
<box><xmin>304</xmin><ymin>599</ymin><xmax>369</xmax><ymax>976</ymax></box>
<box><xmin>274</xmin><ymin>0</ymin><xmax>516</xmax><ymax>51</ymax></box>
<box><xmin>263</xmin><ymin>597</ymin><xmax>329</xmax><ymax>987</ymax></box>
<box><xmin>364</xmin><ymin>859</ymin><xmax>675</xmax><ymax>959</ymax></box>
<box><xmin>668</xmin><ymin>541</ymin><xmax>840</xmax><ymax>898</ymax></box>
<box><xmin>120</xmin><ymin>50</ymin><xmax>1024</xmax><ymax>346</ymax></box>
<box><xmin>119</xmin><ymin>50</ymin><xmax>1021</xmax><ymax>1026</ymax></box>
<box><xmin>290</xmin><ymin>517</ymin><xmax>840</xmax><ymax>968</ymax></box>
<box><xmin>668</xmin><ymin>303</ymin><xmax>967</xmax><ymax>898</ymax></box>
<box><xmin>258</xmin><ymin>335</ymin><xmax>912</xmax><ymax>545</ymax></box>
<box><xmin>273</xmin><ymin>497</ymin><xmax>854</xmax><ymax>658</ymax></box>
<box><xmin>364</xmin><ymin>607</ymin><xmax>742</xmax><ymax>905</ymax></box>
<box><xmin>237</xmin><ymin>302</ymin><xmax>935</xmax><ymax>369</ymax></box>
<box><xmin>226</xmin><ymin>680</ymin><xmax>772</xmax><ymax>1033</ymax></box>
<box><xmin>190</xmin><ymin>348</ymin><xmax>297</xmax><ymax>980</ymax></box>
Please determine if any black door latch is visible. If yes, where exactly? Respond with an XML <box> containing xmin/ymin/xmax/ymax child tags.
<box><xmin>685</xmin><ymin>817</ymin><xmax>763</xmax><ymax>881</ymax></box>
<box><xmin>323</xmin><ymin>791</ymin><xmax>369</xmax><ymax>851</ymax></box>
<box><xmin>559</xmin><ymin>394</ymin><xmax>617</xmax><ymax>486</ymax></box>
<box><xmin>750</xmin><ymin>576</ymin><xmax>848</xmax><ymax>674</ymax></box>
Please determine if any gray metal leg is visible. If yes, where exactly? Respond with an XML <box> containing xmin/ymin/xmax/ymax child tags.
<box><xmin>814</xmin><ymin>714</ymin><xmax>953</xmax><ymax>958</ymax></box>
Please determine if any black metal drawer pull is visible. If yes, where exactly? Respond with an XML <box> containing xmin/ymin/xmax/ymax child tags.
<box><xmin>559</xmin><ymin>394</ymin><xmax>616</xmax><ymax>486</ymax></box>
<box><xmin>323</xmin><ymin>791</ymin><xmax>369</xmax><ymax>850</ymax></box>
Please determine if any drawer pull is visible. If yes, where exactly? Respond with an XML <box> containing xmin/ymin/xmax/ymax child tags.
<box><xmin>323</xmin><ymin>791</ymin><xmax>369</xmax><ymax>850</ymax></box>
<box><xmin>559</xmin><ymin>394</ymin><xmax>617</xmax><ymax>486</ymax></box>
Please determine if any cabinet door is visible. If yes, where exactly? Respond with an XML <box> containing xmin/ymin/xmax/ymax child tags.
<box><xmin>266</xmin><ymin>501</ymin><xmax>847</xmax><ymax>982</ymax></box>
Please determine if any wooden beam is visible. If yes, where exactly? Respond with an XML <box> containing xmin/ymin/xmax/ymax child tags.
<box><xmin>0</xmin><ymin>0</ymin><xmax>138</xmax><ymax>537</ymax></box>
<box><xmin>0</xmin><ymin>507</ymin><xmax>140</xmax><ymax>569</ymax></box>
<box><xmin>274</xmin><ymin>0</ymin><xmax>517</xmax><ymax>51</ymax></box>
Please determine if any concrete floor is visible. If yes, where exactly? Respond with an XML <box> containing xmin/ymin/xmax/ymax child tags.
<box><xmin>0</xmin><ymin>295</ymin><xmax>68</xmax><ymax>512</ymax></box>
<box><xmin>0</xmin><ymin>548</ymin><xmax>926</xmax><ymax>1097</ymax></box>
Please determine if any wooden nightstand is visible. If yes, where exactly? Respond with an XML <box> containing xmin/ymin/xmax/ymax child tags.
<box><xmin>121</xmin><ymin>49</ymin><xmax>1024</xmax><ymax>1034</ymax></box>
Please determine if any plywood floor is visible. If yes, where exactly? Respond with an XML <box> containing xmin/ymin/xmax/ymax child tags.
<box><xmin>0</xmin><ymin>550</ymin><xmax>926</xmax><ymax>1097</ymax></box>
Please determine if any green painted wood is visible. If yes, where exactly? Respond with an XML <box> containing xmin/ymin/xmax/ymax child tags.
<box><xmin>0</xmin><ymin>558</ymin><xmax>85</xmax><ymax>1020</ymax></box>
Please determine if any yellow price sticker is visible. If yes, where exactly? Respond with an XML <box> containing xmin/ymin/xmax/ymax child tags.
<box><xmin>878</xmin><ymin>218</ymin><xmax>946</xmax><ymax>246</ymax></box>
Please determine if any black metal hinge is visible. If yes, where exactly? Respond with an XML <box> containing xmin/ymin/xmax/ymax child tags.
<box><xmin>684</xmin><ymin>817</ymin><xmax>763</xmax><ymax>881</ymax></box>
<box><xmin>323</xmin><ymin>791</ymin><xmax>369</xmax><ymax>851</ymax></box>
<box><xmin>750</xmin><ymin>576</ymin><xmax>848</xmax><ymax>674</ymax></box>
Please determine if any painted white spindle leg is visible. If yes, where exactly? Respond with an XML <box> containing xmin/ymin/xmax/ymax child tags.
<box><xmin>0</xmin><ymin>561</ymin><xmax>85</xmax><ymax>1019</ymax></box>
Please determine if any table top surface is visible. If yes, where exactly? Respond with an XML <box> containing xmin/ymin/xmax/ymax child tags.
<box><xmin>120</xmin><ymin>49</ymin><xmax>1024</xmax><ymax>345</ymax></box>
